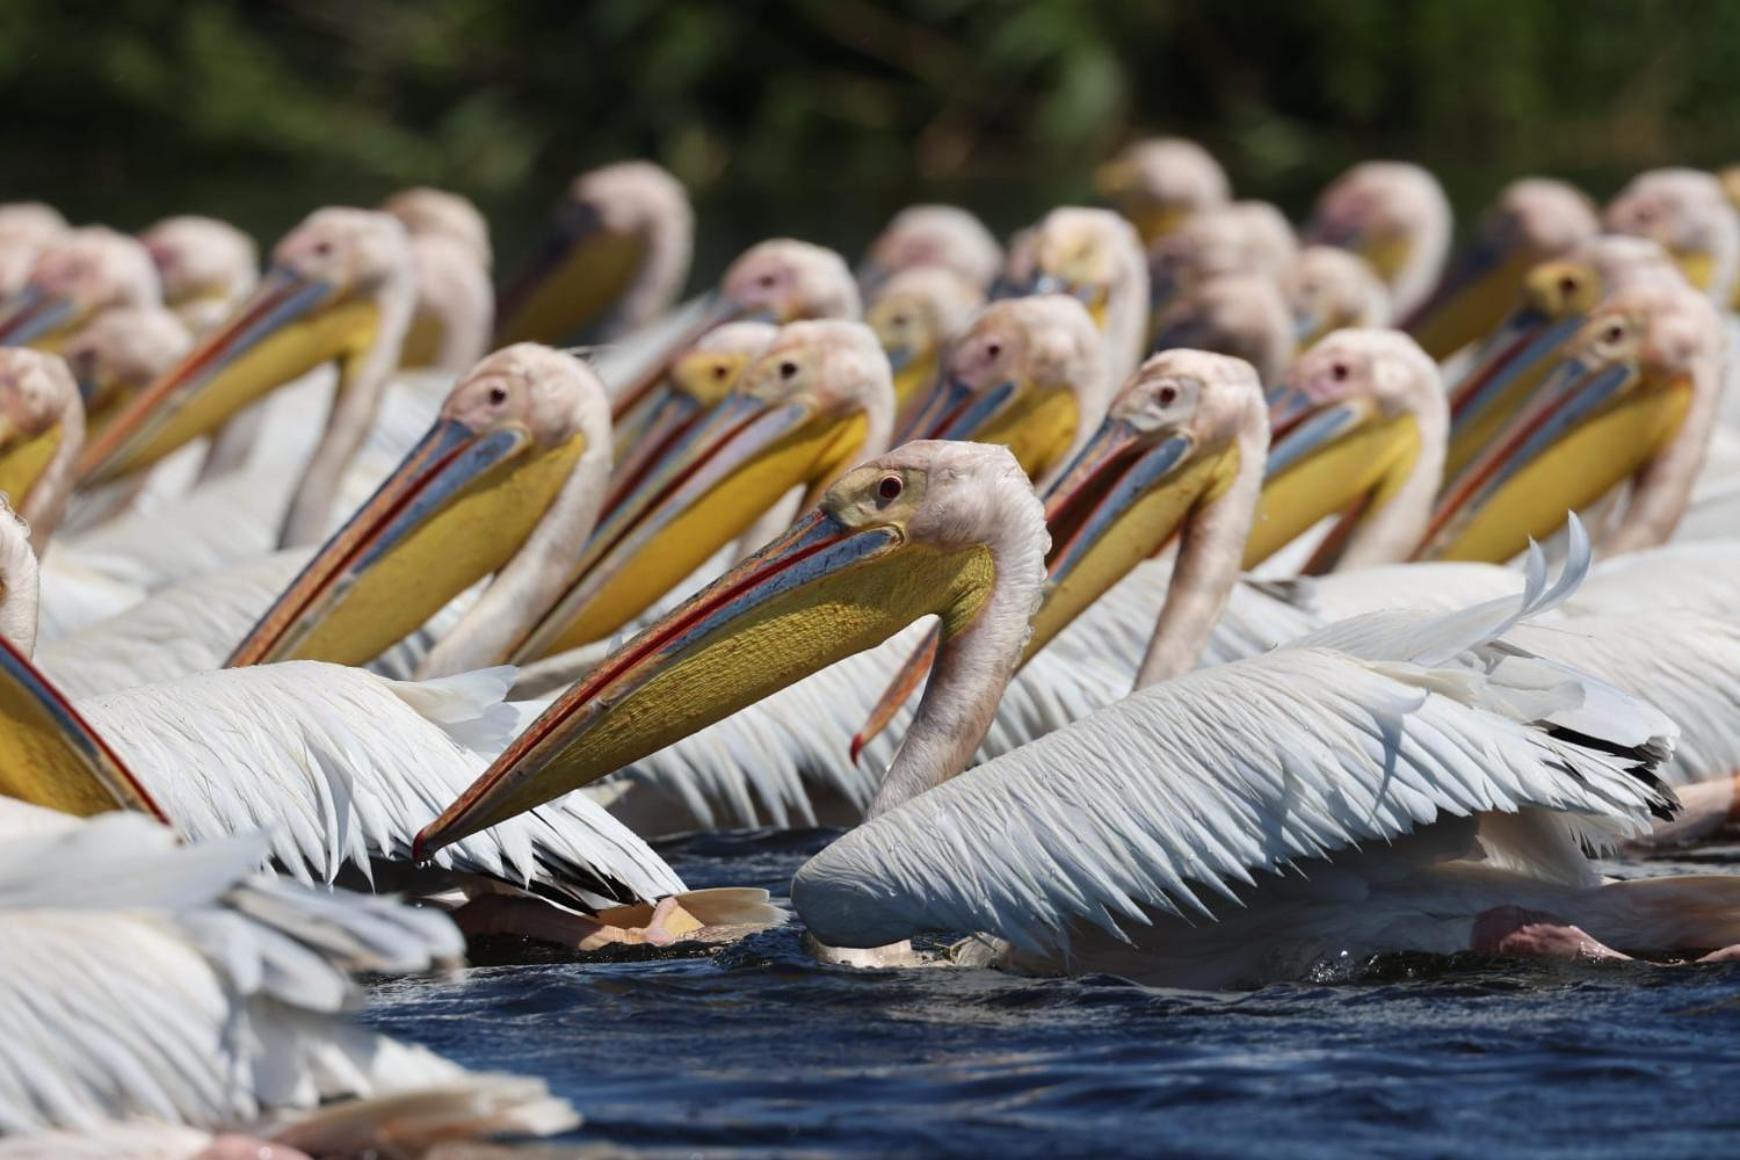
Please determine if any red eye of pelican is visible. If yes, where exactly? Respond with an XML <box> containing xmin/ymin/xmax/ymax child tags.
<box><xmin>779</xmin><ymin>360</ymin><xmax>799</xmax><ymax>380</ymax></box>
<box><xmin>878</xmin><ymin>475</ymin><xmax>903</xmax><ymax>501</ymax></box>
<box><xmin>1331</xmin><ymin>362</ymin><xmax>1349</xmax><ymax>381</ymax></box>
<box><xmin>1158</xmin><ymin>386</ymin><xmax>1177</xmax><ymax>407</ymax></box>
<box><xmin>488</xmin><ymin>386</ymin><xmax>508</xmax><ymax>405</ymax></box>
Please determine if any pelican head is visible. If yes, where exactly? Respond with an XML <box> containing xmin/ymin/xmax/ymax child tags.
<box><xmin>58</xmin><ymin>305</ymin><xmax>192</xmax><ymax>438</ymax></box>
<box><xmin>860</xmin><ymin>205</ymin><xmax>1003</xmax><ymax>292</ymax></box>
<box><xmin>1421</xmin><ymin>281</ymin><xmax>1718</xmax><ymax>563</ymax></box>
<box><xmin>1252</xmin><ymin>329</ymin><xmax>1443</xmax><ymax>570</ymax></box>
<box><xmin>385</xmin><ymin>188</ymin><xmax>494</xmax><ymax>373</ymax></box>
<box><xmin>0</xmin><ymin>203</ymin><xmax>66</xmax><ymax>299</ymax></box>
<box><xmin>1286</xmin><ymin>246</ymin><xmax>1391</xmax><ymax>347</ymax></box>
<box><xmin>1094</xmin><ymin>137</ymin><xmax>1231</xmax><ymax>246</ymax></box>
<box><xmin>1150</xmin><ymin>272</ymin><xmax>1295</xmax><ymax>387</ymax></box>
<box><xmin>0</xmin><ymin>227</ymin><xmax>159</xmax><ymax>351</ymax></box>
<box><xmin>383</xmin><ymin>187</ymin><xmax>493</xmax><ymax>271</ymax></box>
<box><xmin>501</xmin><ymin>319</ymin><xmax>893</xmax><ymax>663</ymax></box>
<box><xmin>898</xmin><ymin>295</ymin><xmax>1107</xmax><ymax>484</ymax></box>
<box><xmin>77</xmin><ymin>207</ymin><xmax>413</xmax><ymax>486</ymax></box>
<box><xmin>1151</xmin><ymin>201</ymin><xmax>1299</xmax><ymax>299</ymax></box>
<box><xmin>414</xmin><ymin>439</ymin><xmax>1042</xmax><ymax>855</ymax></box>
<box><xmin>495</xmin><ymin>161</ymin><xmax>693</xmax><ymax>345</ymax></box>
<box><xmin>1604</xmin><ymin>168</ymin><xmax>1739</xmax><ymax>304</ymax></box>
<box><xmin>866</xmin><ymin>266</ymin><xmax>985</xmax><ymax>422</ymax></box>
<box><xmin>1004</xmin><ymin>207</ymin><xmax>1149</xmax><ymax>385</ymax></box>
<box><xmin>1306</xmin><ymin>161</ymin><xmax>1451</xmax><ymax>316</ymax></box>
<box><xmin>0</xmin><ymin>348</ymin><xmax>84</xmax><ymax>545</ymax></box>
<box><xmin>1442</xmin><ymin>234</ymin><xmax>1680</xmax><ymax>480</ymax></box>
<box><xmin>228</xmin><ymin>343</ymin><xmax>609</xmax><ymax>668</ymax></box>
<box><xmin>1404</xmin><ymin>178</ymin><xmax>1598</xmax><ymax>359</ymax></box>
<box><xmin>139</xmin><ymin>215</ymin><xmax>259</xmax><ymax>336</ymax></box>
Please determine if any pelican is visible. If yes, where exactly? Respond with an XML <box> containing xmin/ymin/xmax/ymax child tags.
<box><xmin>0</xmin><ymin>202</ymin><xmax>65</xmax><ymax>298</ymax></box>
<box><xmin>75</xmin><ymin>207</ymin><xmax>416</xmax><ymax>562</ymax></box>
<box><xmin>1403</xmin><ymin>177</ymin><xmax>1598</xmax><ymax>360</ymax></box>
<box><xmin>865</xmin><ymin>265</ymin><xmax>985</xmax><ymax>426</ymax></box>
<box><xmin>1148</xmin><ymin>199</ymin><xmax>1298</xmax><ymax>307</ymax></box>
<box><xmin>139</xmin><ymin>214</ymin><xmax>259</xmax><ymax>336</ymax></box>
<box><xmin>383</xmin><ymin>186</ymin><xmax>494</xmax><ymax>374</ymax></box>
<box><xmin>1094</xmin><ymin>136</ymin><xmax>1232</xmax><ymax>246</ymax></box>
<box><xmin>859</xmin><ymin>204</ymin><xmax>1003</xmax><ymax>292</ymax></box>
<box><xmin>1002</xmin><ymin>207</ymin><xmax>1150</xmax><ymax>385</ymax></box>
<box><xmin>1306</xmin><ymin>161</ymin><xmax>1452</xmax><ymax>317</ymax></box>
<box><xmin>494</xmin><ymin>160</ymin><xmax>693</xmax><ymax>347</ymax></box>
<box><xmin>0</xmin><ymin>799</ymin><xmax>580</xmax><ymax>1157</ymax></box>
<box><xmin>0</xmin><ymin>348</ymin><xmax>82</xmax><ymax>548</ymax></box>
<box><xmin>1286</xmin><ymin>245</ymin><xmax>1391</xmax><ymax>348</ymax></box>
<box><xmin>0</xmin><ymin>226</ymin><xmax>160</xmax><ymax>351</ymax></box>
<box><xmin>1604</xmin><ymin>167</ymin><xmax>1740</xmax><ymax>305</ymax></box>
<box><xmin>414</xmin><ymin>441</ymin><xmax>1740</xmax><ymax>985</ymax></box>
<box><xmin>0</xmin><ymin>496</ymin><xmax>775</xmax><ymax>952</ymax></box>
<box><xmin>1151</xmin><ymin>271</ymin><xmax>1296</xmax><ymax>385</ymax></box>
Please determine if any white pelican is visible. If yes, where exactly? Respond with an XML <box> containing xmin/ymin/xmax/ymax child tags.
<box><xmin>0</xmin><ymin>799</ymin><xmax>581</xmax><ymax>1157</ymax></box>
<box><xmin>1002</xmin><ymin>207</ymin><xmax>1150</xmax><ymax>386</ymax></box>
<box><xmin>0</xmin><ymin>202</ymin><xmax>65</xmax><ymax>298</ymax></box>
<box><xmin>1148</xmin><ymin>199</ymin><xmax>1299</xmax><ymax>305</ymax></box>
<box><xmin>0</xmin><ymin>226</ymin><xmax>160</xmax><ymax>350</ymax></box>
<box><xmin>383</xmin><ymin>186</ymin><xmax>494</xmax><ymax>374</ymax></box>
<box><xmin>865</xmin><ymin>265</ymin><xmax>985</xmax><ymax>427</ymax></box>
<box><xmin>494</xmin><ymin>160</ymin><xmax>693</xmax><ymax>347</ymax></box>
<box><xmin>1285</xmin><ymin>245</ymin><xmax>1392</xmax><ymax>348</ymax></box>
<box><xmin>0</xmin><ymin>348</ymin><xmax>82</xmax><ymax>548</ymax></box>
<box><xmin>413</xmin><ymin>440</ymin><xmax>1740</xmax><ymax>986</ymax></box>
<box><xmin>1604</xmin><ymin>167</ymin><xmax>1740</xmax><ymax>306</ymax></box>
<box><xmin>1150</xmin><ymin>271</ymin><xmax>1296</xmax><ymax>385</ymax></box>
<box><xmin>139</xmin><ymin>214</ymin><xmax>259</xmax><ymax>336</ymax></box>
<box><xmin>1402</xmin><ymin>177</ymin><xmax>1598</xmax><ymax>360</ymax></box>
<box><xmin>859</xmin><ymin>204</ymin><xmax>1004</xmax><ymax>293</ymax></box>
<box><xmin>1306</xmin><ymin>161</ymin><xmax>1452</xmax><ymax>317</ymax></box>
<box><xmin>1094</xmin><ymin>136</ymin><xmax>1232</xmax><ymax>246</ymax></box>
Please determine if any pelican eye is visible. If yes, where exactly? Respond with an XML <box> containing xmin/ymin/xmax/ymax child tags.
<box><xmin>712</xmin><ymin>362</ymin><xmax>729</xmax><ymax>380</ymax></box>
<box><xmin>1331</xmin><ymin>361</ymin><xmax>1350</xmax><ymax>382</ymax></box>
<box><xmin>758</xmin><ymin>272</ymin><xmax>779</xmax><ymax>289</ymax></box>
<box><xmin>778</xmin><ymin>360</ymin><xmax>799</xmax><ymax>380</ymax></box>
<box><xmin>1158</xmin><ymin>385</ymin><xmax>1178</xmax><ymax>407</ymax></box>
<box><xmin>877</xmin><ymin>474</ymin><xmax>903</xmax><ymax>501</ymax></box>
<box><xmin>488</xmin><ymin>385</ymin><xmax>509</xmax><ymax>405</ymax></box>
<box><xmin>1558</xmin><ymin>275</ymin><xmax>1579</xmax><ymax>298</ymax></box>
<box><xmin>312</xmin><ymin>240</ymin><xmax>334</xmax><ymax>258</ymax></box>
<box><xmin>985</xmin><ymin>341</ymin><xmax>1002</xmax><ymax>360</ymax></box>
<box><xmin>1603</xmin><ymin>323</ymin><xmax>1626</xmax><ymax>345</ymax></box>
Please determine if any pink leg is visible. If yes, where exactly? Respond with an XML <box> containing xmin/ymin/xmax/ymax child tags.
<box><xmin>1471</xmin><ymin>906</ymin><xmax>1634</xmax><ymax>963</ymax></box>
<box><xmin>1641</xmin><ymin>774</ymin><xmax>1740</xmax><ymax>848</ymax></box>
<box><xmin>454</xmin><ymin>894</ymin><xmax>688</xmax><ymax>951</ymax></box>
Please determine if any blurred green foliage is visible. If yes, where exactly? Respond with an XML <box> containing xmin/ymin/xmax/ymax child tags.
<box><xmin>0</xmin><ymin>0</ymin><xmax>1735</xmax><ymax>272</ymax></box>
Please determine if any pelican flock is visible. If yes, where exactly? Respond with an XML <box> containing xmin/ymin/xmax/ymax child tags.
<box><xmin>4</xmin><ymin>137</ymin><xmax>1740</xmax><ymax>1153</ymax></box>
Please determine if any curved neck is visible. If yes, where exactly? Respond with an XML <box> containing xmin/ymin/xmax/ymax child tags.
<box><xmin>416</xmin><ymin>426</ymin><xmax>613</xmax><ymax>678</ymax></box>
<box><xmin>868</xmin><ymin>514</ymin><xmax>1049</xmax><ymax>817</ymax></box>
<box><xmin>1389</xmin><ymin>219</ymin><xmax>1451</xmax><ymax>319</ymax></box>
<box><xmin>604</xmin><ymin>214</ymin><xmax>694</xmax><ymax>340</ymax></box>
<box><xmin>0</xmin><ymin>515</ymin><xmax>40</xmax><ymax>655</ymax></box>
<box><xmin>416</xmin><ymin>238</ymin><xmax>493</xmax><ymax>374</ymax></box>
<box><xmin>22</xmin><ymin>394</ymin><xmax>85</xmax><ymax>551</ymax></box>
<box><xmin>1336</xmin><ymin>394</ymin><xmax>1448</xmax><ymax>570</ymax></box>
<box><xmin>278</xmin><ymin>274</ymin><xmax>416</xmax><ymax>547</ymax></box>
<box><xmin>1603</xmin><ymin>354</ymin><xmax>1720</xmax><ymax>554</ymax></box>
<box><xmin>1136</xmin><ymin>416</ymin><xmax>1267</xmax><ymax>687</ymax></box>
<box><xmin>1104</xmin><ymin>256</ymin><xmax>1152</xmax><ymax>388</ymax></box>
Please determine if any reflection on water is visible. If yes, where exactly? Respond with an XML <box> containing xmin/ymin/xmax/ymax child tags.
<box><xmin>364</xmin><ymin>830</ymin><xmax>1740</xmax><ymax>1156</ymax></box>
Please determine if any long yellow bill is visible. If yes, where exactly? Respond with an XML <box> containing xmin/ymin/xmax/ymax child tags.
<box><xmin>895</xmin><ymin>371</ymin><xmax>1078</xmax><ymax>482</ymax></box>
<box><xmin>501</xmin><ymin>387</ymin><xmax>871</xmax><ymax>662</ymax></box>
<box><xmin>77</xmin><ymin>268</ymin><xmax>379</xmax><ymax>484</ymax></box>
<box><xmin>227</xmin><ymin>416</ymin><xmax>589</xmax><ymax>667</ymax></box>
<box><xmin>1243</xmin><ymin>387</ymin><xmax>1420</xmax><ymax>570</ymax></box>
<box><xmin>1403</xmin><ymin>234</ymin><xmax>1537</xmax><ymax>361</ymax></box>
<box><xmin>415</xmin><ymin>496</ymin><xmax>997</xmax><ymax>856</ymax></box>
<box><xmin>1418</xmin><ymin>350</ymin><xmax>1686</xmax><ymax>563</ymax></box>
<box><xmin>0</xmin><ymin>286</ymin><xmax>79</xmax><ymax>351</ymax></box>
<box><xmin>0</xmin><ymin>635</ymin><xmax>168</xmax><ymax>821</ymax></box>
<box><xmin>494</xmin><ymin>202</ymin><xmax>647</xmax><ymax>347</ymax></box>
<box><xmin>0</xmin><ymin>420</ymin><xmax>62</xmax><ymax>512</ymax></box>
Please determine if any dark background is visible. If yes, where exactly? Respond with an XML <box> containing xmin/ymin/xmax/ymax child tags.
<box><xmin>4</xmin><ymin>0</ymin><xmax>1735</xmax><ymax>281</ymax></box>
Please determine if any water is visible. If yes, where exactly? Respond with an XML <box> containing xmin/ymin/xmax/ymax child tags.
<box><xmin>363</xmin><ymin>831</ymin><xmax>1740</xmax><ymax>1157</ymax></box>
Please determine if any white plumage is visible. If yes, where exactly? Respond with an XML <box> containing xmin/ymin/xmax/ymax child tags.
<box><xmin>0</xmin><ymin>799</ymin><xmax>576</xmax><ymax>1152</ymax></box>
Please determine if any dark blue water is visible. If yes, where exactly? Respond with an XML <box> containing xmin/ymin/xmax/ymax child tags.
<box><xmin>364</xmin><ymin>832</ymin><xmax>1740</xmax><ymax>1157</ymax></box>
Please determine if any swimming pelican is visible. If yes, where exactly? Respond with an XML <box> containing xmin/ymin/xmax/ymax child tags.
<box><xmin>1402</xmin><ymin>177</ymin><xmax>1598</xmax><ymax>360</ymax></box>
<box><xmin>0</xmin><ymin>226</ymin><xmax>160</xmax><ymax>351</ymax></box>
<box><xmin>1306</xmin><ymin>161</ymin><xmax>1452</xmax><ymax>317</ymax></box>
<box><xmin>858</xmin><ymin>204</ymin><xmax>1004</xmax><ymax>292</ymax></box>
<box><xmin>139</xmin><ymin>214</ymin><xmax>259</xmax><ymax>336</ymax></box>
<box><xmin>1604</xmin><ymin>167</ymin><xmax>1740</xmax><ymax>305</ymax></box>
<box><xmin>0</xmin><ymin>799</ymin><xmax>580</xmax><ymax>1157</ymax></box>
<box><xmin>383</xmin><ymin>186</ymin><xmax>494</xmax><ymax>373</ymax></box>
<box><xmin>1095</xmin><ymin>136</ymin><xmax>1232</xmax><ymax>246</ymax></box>
<box><xmin>865</xmin><ymin>265</ymin><xmax>985</xmax><ymax>426</ymax></box>
<box><xmin>495</xmin><ymin>160</ymin><xmax>693</xmax><ymax>347</ymax></box>
<box><xmin>0</xmin><ymin>202</ymin><xmax>65</xmax><ymax>298</ymax></box>
<box><xmin>413</xmin><ymin>441</ymin><xmax>1740</xmax><ymax>986</ymax></box>
<box><xmin>1003</xmin><ymin>207</ymin><xmax>1150</xmax><ymax>385</ymax></box>
<box><xmin>1285</xmin><ymin>245</ymin><xmax>1392</xmax><ymax>348</ymax></box>
<box><xmin>77</xmin><ymin>207</ymin><xmax>417</xmax><ymax>549</ymax></box>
